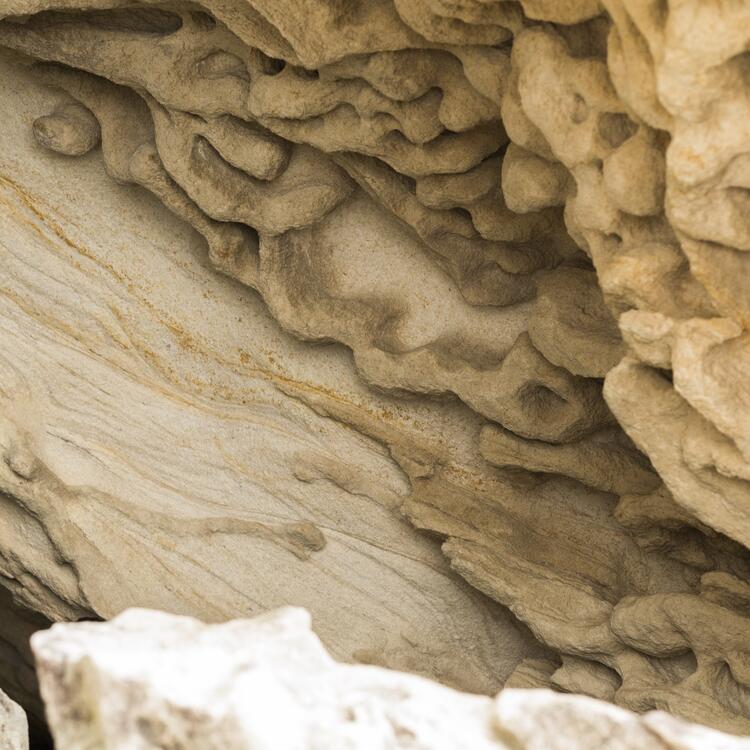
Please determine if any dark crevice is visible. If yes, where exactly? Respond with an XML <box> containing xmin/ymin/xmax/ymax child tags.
<box><xmin>0</xmin><ymin>585</ymin><xmax>54</xmax><ymax>749</ymax></box>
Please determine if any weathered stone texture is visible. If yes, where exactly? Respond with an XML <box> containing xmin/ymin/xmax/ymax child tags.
<box><xmin>0</xmin><ymin>0</ymin><xmax>748</xmax><ymax>738</ymax></box>
<box><xmin>0</xmin><ymin>685</ymin><xmax>27</xmax><ymax>750</ymax></box>
<box><xmin>32</xmin><ymin>607</ymin><xmax>750</xmax><ymax>750</ymax></box>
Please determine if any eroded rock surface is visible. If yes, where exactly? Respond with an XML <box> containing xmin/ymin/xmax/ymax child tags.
<box><xmin>0</xmin><ymin>0</ymin><xmax>748</xmax><ymax>738</ymax></box>
<box><xmin>0</xmin><ymin>686</ymin><xmax>27</xmax><ymax>750</ymax></box>
<box><xmin>0</xmin><ymin>56</ymin><xmax>538</xmax><ymax>703</ymax></box>
<box><xmin>32</xmin><ymin>607</ymin><xmax>750</xmax><ymax>750</ymax></box>
<box><xmin>0</xmin><ymin>585</ymin><xmax>51</xmax><ymax>748</ymax></box>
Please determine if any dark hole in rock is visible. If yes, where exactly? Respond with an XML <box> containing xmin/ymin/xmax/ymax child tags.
<box><xmin>598</xmin><ymin>112</ymin><xmax>638</xmax><ymax>149</ymax></box>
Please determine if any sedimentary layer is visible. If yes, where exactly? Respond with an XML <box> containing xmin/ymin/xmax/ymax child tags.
<box><xmin>0</xmin><ymin>0</ymin><xmax>748</xmax><ymax>736</ymax></box>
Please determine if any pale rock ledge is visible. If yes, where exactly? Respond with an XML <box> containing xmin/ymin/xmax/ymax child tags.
<box><xmin>31</xmin><ymin>607</ymin><xmax>749</xmax><ymax>750</ymax></box>
<box><xmin>0</xmin><ymin>688</ymin><xmax>27</xmax><ymax>750</ymax></box>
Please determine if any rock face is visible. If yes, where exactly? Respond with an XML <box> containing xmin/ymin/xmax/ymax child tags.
<box><xmin>0</xmin><ymin>54</ymin><xmax>540</xmax><ymax>702</ymax></box>
<box><xmin>0</xmin><ymin>588</ymin><xmax>49</xmax><ymax>746</ymax></box>
<box><xmin>0</xmin><ymin>0</ymin><xmax>749</xmax><ymax>739</ymax></box>
<box><xmin>32</xmin><ymin>607</ymin><xmax>750</xmax><ymax>750</ymax></box>
<box><xmin>0</xmin><ymin>687</ymin><xmax>27</xmax><ymax>750</ymax></box>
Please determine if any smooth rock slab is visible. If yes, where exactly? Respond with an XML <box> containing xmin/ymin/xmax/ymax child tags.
<box><xmin>31</xmin><ymin>607</ymin><xmax>750</xmax><ymax>750</ymax></box>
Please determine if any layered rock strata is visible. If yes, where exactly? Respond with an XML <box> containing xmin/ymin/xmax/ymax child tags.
<box><xmin>0</xmin><ymin>53</ymin><xmax>543</xmax><ymax>702</ymax></box>
<box><xmin>0</xmin><ymin>0</ymin><xmax>748</xmax><ymax>738</ymax></box>
<box><xmin>32</xmin><ymin>607</ymin><xmax>750</xmax><ymax>750</ymax></box>
<box><xmin>0</xmin><ymin>686</ymin><xmax>27</xmax><ymax>750</ymax></box>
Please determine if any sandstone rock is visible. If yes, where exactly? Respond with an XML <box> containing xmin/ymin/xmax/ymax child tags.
<box><xmin>495</xmin><ymin>689</ymin><xmax>750</xmax><ymax>750</ymax></box>
<box><xmin>0</xmin><ymin>587</ymin><xmax>50</xmax><ymax>747</ymax></box>
<box><xmin>32</xmin><ymin>607</ymin><xmax>750</xmax><ymax>750</ymax></box>
<box><xmin>0</xmin><ymin>0</ymin><xmax>749</xmax><ymax>739</ymax></box>
<box><xmin>32</xmin><ymin>102</ymin><xmax>100</xmax><ymax>157</ymax></box>
<box><xmin>0</xmin><ymin>55</ymin><xmax>536</xmax><ymax>701</ymax></box>
<box><xmin>0</xmin><ymin>687</ymin><xmax>27</xmax><ymax>750</ymax></box>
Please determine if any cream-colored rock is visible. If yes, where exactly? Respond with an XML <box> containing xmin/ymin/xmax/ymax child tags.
<box><xmin>33</xmin><ymin>607</ymin><xmax>505</xmax><ymax>750</ymax></box>
<box><xmin>1</xmin><ymin>0</ymin><xmax>750</xmax><ymax>738</ymax></box>
<box><xmin>0</xmin><ymin>589</ymin><xmax>48</xmax><ymax>744</ymax></box>
<box><xmin>495</xmin><ymin>689</ymin><xmax>750</xmax><ymax>750</ymax></box>
<box><xmin>0</xmin><ymin>687</ymin><xmax>27</xmax><ymax>750</ymax></box>
<box><xmin>31</xmin><ymin>607</ymin><xmax>750</xmax><ymax>750</ymax></box>
<box><xmin>605</xmin><ymin>359</ymin><xmax>750</xmax><ymax>547</ymax></box>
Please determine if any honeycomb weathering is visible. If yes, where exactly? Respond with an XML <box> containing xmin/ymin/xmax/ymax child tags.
<box><xmin>0</xmin><ymin>0</ymin><xmax>749</xmax><ymax>740</ymax></box>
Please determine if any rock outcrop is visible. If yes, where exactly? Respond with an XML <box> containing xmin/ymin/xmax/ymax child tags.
<box><xmin>32</xmin><ymin>607</ymin><xmax>750</xmax><ymax>750</ymax></box>
<box><xmin>0</xmin><ymin>686</ymin><xmax>27</xmax><ymax>750</ymax></box>
<box><xmin>0</xmin><ymin>0</ymin><xmax>749</xmax><ymax>739</ymax></box>
<box><xmin>0</xmin><ymin>52</ymin><xmax>542</xmax><ymax>702</ymax></box>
